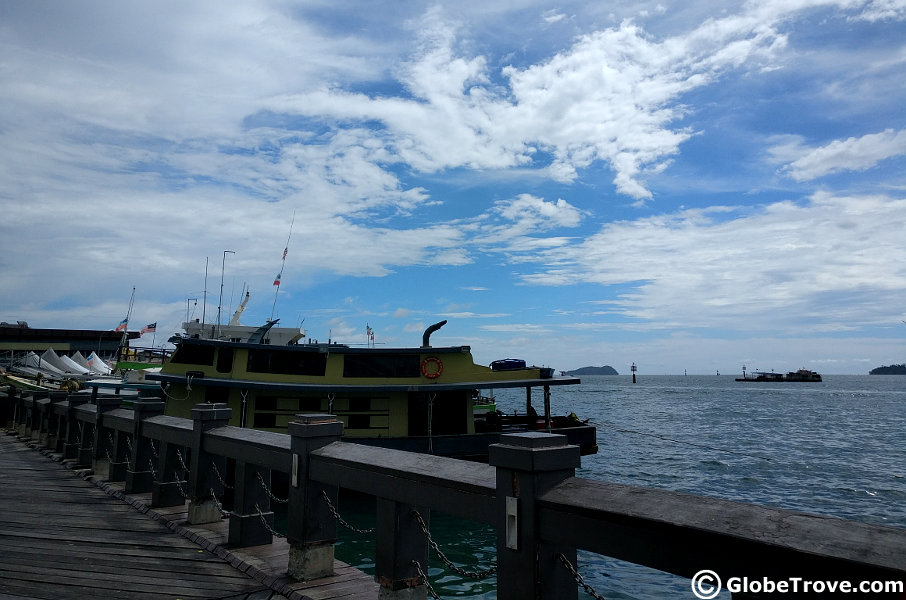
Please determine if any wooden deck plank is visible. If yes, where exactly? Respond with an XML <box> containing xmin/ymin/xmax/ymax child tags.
<box><xmin>0</xmin><ymin>434</ymin><xmax>277</xmax><ymax>600</ymax></box>
<box><xmin>1</xmin><ymin>432</ymin><xmax>379</xmax><ymax>600</ymax></box>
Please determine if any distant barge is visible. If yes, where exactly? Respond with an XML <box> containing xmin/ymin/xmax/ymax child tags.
<box><xmin>736</xmin><ymin>368</ymin><xmax>822</xmax><ymax>382</ymax></box>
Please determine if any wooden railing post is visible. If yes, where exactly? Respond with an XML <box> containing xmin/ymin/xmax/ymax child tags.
<box><xmin>28</xmin><ymin>391</ymin><xmax>47</xmax><ymax>441</ymax></box>
<box><xmin>125</xmin><ymin>393</ymin><xmax>165</xmax><ymax>493</ymax></box>
<box><xmin>187</xmin><ymin>402</ymin><xmax>231</xmax><ymax>524</ymax></box>
<box><xmin>37</xmin><ymin>394</ymin><xmax>55</xmax><ymax>448</ymax></box>
<box><xmin>91</xmin><ymin>395</ymin><xmax>123</xmax><ymax>480</ymax></box>
<box><xmin>229</xmin><ymin>461</ymin><xmax>273</xmax><ymax>547</ymax></box>
<box><xmin>375</xmin><ymin>498</ymin><xmax>429</xmax><ymax>600</ymax></box>
<box><xmin>59</xmin><ymin>391</ymin><xmax>88</xmax><ymax>460</ymax></box>
<box><xmin>12</xmin><ymin>388</ymin><xmax>28</xmax><ymax>435</ymax></box>
<box><xmin>23</xmin><ymin>392</ymin><xmax>40</xmax><ymax>438</ymax></box>
<box><xmin>3</xmin><ymin>384</ymin><xmax>18</xmax><ymax>429</ymax></box>
<box><xmin>286</xmin><ymin>414</ymin><xmax>343</xmax><ymax>581</ymax></box>
<box><xmin>151</xmin><ymin>439</ymin><xmax>189</xmax><ymax>508</ymax></box>
<box><xmin>489</xmin><ymin>432</ymin><xmax>580</xmax><ymax>600</ymax></box>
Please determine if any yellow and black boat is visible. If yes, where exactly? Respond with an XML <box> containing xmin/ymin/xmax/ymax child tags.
<box><xmin>148</xmin><ymin>320</ymin><xmax>597</xmax><ymax>459</ymax></box>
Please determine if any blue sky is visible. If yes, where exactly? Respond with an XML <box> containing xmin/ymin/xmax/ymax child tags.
<box><xmin>1</xmin><ymin>0</ymin><xmax>905</xmax><ymax>374</ymax></box>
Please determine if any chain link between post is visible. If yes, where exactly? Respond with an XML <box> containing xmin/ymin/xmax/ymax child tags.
<box><xmin>555</xmin><ymin>552</ymin><xmax>607</xmax><ymax>600</ymax></box>
<box><xmin>410</xmin><ymin>509</ymin><xmax>497</xmax><ymax>580</ymax></box>
<box><xmin>320</xmin><ymin>490</ymin><xmax>375</xmax><ymax>534</ymax></box>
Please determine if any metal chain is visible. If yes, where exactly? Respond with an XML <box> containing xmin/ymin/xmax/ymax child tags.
<box><xmin>176</xmin><ymin>448</ymin><xmax>190</xmax><ymax>473</ymax></box>
<box><xmin>556</xmin><ymin>553</ymin><xmax>607</xmax><ymax>600</ymax></box>
<box><xmin>104</xmin><ymin>432</ymin><xmax>128</xmax><ymax>465</ymax></box>
<box><xmin>210</xmin><ymin>460</ymin><xmax>234</xmax><ymax>489</ymax></box>
<box><xmin>320</xmin><ymin>490</ymin><xmax>375</xmax><ymax>534</ymax></box>
<box><xmin>254</xmin><ymin>503</ymin><xmax>286</xmax><ymax>538</ymax></box>
<box><xmin>148</xmin><ymin>458</ymin><xmax>158</xmax><ymax>482</ymax></box>
<box><xmin>173</xmin><ymin>474</ymin><xmax>189</xmax><ymax>499</ymax></box>
<box><xmin>210</xmin><ymin>487</ymin><xmax>230</xmax><ymax>517</ymax></box>
<box><xmin>124</xmin><ymin>436</ymin><xmax>134</xmax><ymax>470</ymax></box>
<box><xmin>105</xmin><ymin>448</ymin><xmax>128</xmax><ymax>466</ymax></box>
<box><xmin>410</xmin><ymin>509</ymin><xmax>498</xmax><ymax>579</ymax></box>
<box><xmin>411</xmin><ymin>559</ymin><xmax>441</xmax><ymax>600</ymax></box>
<box><xmin>149</xmin><ymin>439</ymin><xmax>159</xmax><ymax>458</ymax></box>
<box><xmin>256</xmin><ymin>471</ymin><xmax>287</xmax><ymax>504</ymax></box>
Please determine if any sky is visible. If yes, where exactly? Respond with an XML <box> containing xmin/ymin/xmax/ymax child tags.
<box><xmin>1</xmin><ymin>0</ymin><xmax>905</xmax><ymax>374</ymax></box>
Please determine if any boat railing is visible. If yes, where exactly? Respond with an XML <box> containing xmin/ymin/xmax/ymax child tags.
<box><xmin>3</xmin><ymin>387</ymin><xmax>904</xmax><ymax>599</ymax></box>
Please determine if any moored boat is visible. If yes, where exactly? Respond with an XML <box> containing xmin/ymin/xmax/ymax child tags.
<box><xmin>147</xmin><ymin>321</ymin><xmax>597</xmax><ymax>459</ymax></box>
<box><xmin>735</xmin><ymin>367</ymin><xmax>822</xmax><ymax>382</ymax></box>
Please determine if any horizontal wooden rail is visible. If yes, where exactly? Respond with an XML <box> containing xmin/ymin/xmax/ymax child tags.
<box><xmin>311</xmin><ymin>441</ymin><xmax>496</xmax><ymax>524</ymax></box>
<box><xmin>539</xmin><ymin>477</ymin><xmax>903</xmax><ymax>582</ymax></box>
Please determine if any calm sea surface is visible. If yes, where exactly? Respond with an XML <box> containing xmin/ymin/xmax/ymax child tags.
<box><xmin>330</xmin><ymin>375</ymin><xmax>906</xmax><ymax>599</ymax></box>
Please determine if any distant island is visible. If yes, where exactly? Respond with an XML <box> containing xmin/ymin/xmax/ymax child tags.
<box><xmin>869</xmin><ymin>363</ymin><xmax>906</xmax><ymax>375</ymax></box>
<box><xmin>564</xmin><ymin>365</ymin><xmax>619</xmax><ymax>376</ymax></box>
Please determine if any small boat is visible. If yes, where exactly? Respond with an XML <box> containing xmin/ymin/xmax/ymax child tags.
<box><xmin>148</xmin><ymin>320</ymin><xmax>597</xmax><ymax>459</ymax></box>
<box><xmin>736</xmin><ymin>367</ymin><xmax>822</xmax><ymax>382</ymax></box>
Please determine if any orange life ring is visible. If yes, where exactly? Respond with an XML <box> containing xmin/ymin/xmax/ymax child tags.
<box><xmin>421</xmin><ymin>356</ymin><xmax>443</xmax><ymax>379</ymax></box>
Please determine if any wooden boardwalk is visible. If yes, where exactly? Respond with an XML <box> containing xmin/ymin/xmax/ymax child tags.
<box><xmin>0</xmin><ymin>433</ymin><xmax>377</xmax><ymax>600</ymax></box>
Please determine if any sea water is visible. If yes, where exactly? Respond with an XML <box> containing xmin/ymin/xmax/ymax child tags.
<box><xmin>331</xmin><ymin>375</ymin><xmax>906</xmax><ymax>599</ymax></box>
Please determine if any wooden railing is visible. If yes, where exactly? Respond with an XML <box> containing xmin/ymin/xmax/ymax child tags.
<box><xmin>2</xmin><ymin>387</ymin><xmax>904</xmax><ymax>599</ymax></box>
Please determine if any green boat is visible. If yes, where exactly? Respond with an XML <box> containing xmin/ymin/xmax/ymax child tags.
<box><xmin>148</xmin><ymin>321</ymin><xmax>597</xmax><ymax>459</ymax></box>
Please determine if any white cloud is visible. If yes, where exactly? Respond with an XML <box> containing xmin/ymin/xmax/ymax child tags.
<box><xmin>778</xmin><ymin>129</ymin><xmax>906</xmax><ymax>181</ymax></box>
<box><xmin>516</xmin><ymin>193</ymin><xmax>906</xmax><ymax>331</ymax></box>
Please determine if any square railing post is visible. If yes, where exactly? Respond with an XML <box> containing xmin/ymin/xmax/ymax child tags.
<box><xmin>228</xmin><ymin>461</ymin><xmax>274</xmax><ymax>547</ymax></box>
<box><xmin>74</xmin><ymin>398</ymin><xmax>96</xmax><ymax>467</ymax></box>
<box><xmin>13</xmin><ymin>389</ymin><xmax>28</xmax><ymax>435</ymax></box>
<box><xmin>59</xmin><ymin>392</ymin><xmax>88</xmax><ymax>460</ymax></box>
<box><xmin>375</xmin><ymin>499</ymin><xmax>429</xmax><ymax>600</ymax></box>
<box><xmin>37</xmin><ymin>395</ymin><xmax>55</xmax><ymax>448</ymax></box>
<box><xmin>3</xmin><ymin>385</ymin><xmax>18</xmax><ymax>429</ymax></box>
<box><xmin>187</xmin><ymin>402</ymin><xmax>232</xmax><ymax>524</ymax></box>
<box><xmin>489</xmin><ymin>432</ymin><xmax>580</xmax><ymax>600</ymax></box>
<box><xmin>91</xmin><ymin>395</ymin><xmax>123</xmax><ymax>480</ymax></box>
<box><xmin>287</xmin><ymin>414</ymin><xmax>343</xmax><ymax>581</ymax></box>
<box><xmin>107</xmin><ymin>427</ymin><xmax>131</xmax><ymax>482</ymax></box>
<box><xmin>26</xmin><ymin>392</ymin><xmax>44</xmax><ymax>438</ymax></box>
<box><xmin>124</xmin><ymin>393</ymin><xmax>165</xmax><ymax>494</ymax></box>
<box><xmin>151</xmin><ymin>439</ymin><xmax>189</xmax><ymax>508</ymax></box>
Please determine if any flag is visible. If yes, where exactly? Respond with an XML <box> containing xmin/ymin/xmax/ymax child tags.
<box><xmin>273</xmin><ymin>272</ymin><xmax>281</xmax><ymax>286</ymax></box>
<box><xmin>115</xmin><ymin>318</ymin><xmax>128</xmax><ymax>332</ymax></box>
<box><xmin>282</xmin><ymin>247</ymin><xmax>288</xmax><ymax>260</ymax></box>
<box><xmin>141</xmin><ymin>323</ymin><xmax>157</xmax><ymax>335</ymax></box>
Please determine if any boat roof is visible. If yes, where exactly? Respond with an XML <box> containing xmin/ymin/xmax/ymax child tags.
<box><xmin>173</xmin><ymin>336</ymin><xmax>472</xmax><ymax>355</ymax></box>
<box><xmin>148</xmin><ymin>371</ymin><xmax>580</xmax><ymax>393</ymax></box>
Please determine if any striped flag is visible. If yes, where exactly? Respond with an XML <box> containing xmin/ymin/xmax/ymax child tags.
<box><xmin>141</xmin><ymin>323</ymin><xmax>157</xmax><ymax>335</ymax></box>
<box><xmin>115</xmin><ymin>318</ymin><xmax>128</xmax><ymax>332</ymax></box>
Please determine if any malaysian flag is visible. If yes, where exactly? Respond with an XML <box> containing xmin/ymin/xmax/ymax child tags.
<box><xmin>141</xmin><ymin>323</ymin><xmax>157</xmax><ymax>335</ymax></box>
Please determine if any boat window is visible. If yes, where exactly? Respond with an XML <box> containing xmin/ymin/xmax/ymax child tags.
<box><xmin>247</xmin><ymin>349</ymin><xmax>327</xmax><ymax>375</ymax></box>
<box><xmin>254</xmin><ymin>412</ymin><xmax>277</xmax><ymax>428</ymax></box>
<box><xmin>343</xmin><ymin>354</ymin><xmax>420</xmax><ymax>378</ymax></box>
<box><xmin>216</xmin><ymin>348</ymin><xmax>234</xmax><ymax>373</ymax></box>
<box><xmin>170</xmin><ymin>343</ymin><xmax>215</xmax><ymax>366</ymax></box>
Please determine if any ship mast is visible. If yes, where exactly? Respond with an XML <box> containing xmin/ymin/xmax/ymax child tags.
<box><xmin>270</xmin><ymin>211</ymin><xmax>295</xmax><ymax>321</ymax></box>
<box><xmin>118</xmin><ymin>287</ymin><xmax>135</xmax><ymax>361</ymax></box>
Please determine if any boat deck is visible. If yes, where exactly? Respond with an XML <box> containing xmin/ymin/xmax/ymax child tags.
<box><xmin>0</xmin><ymin>432</ymin><xmax>377</xmax><ymax>600</ymax></box>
